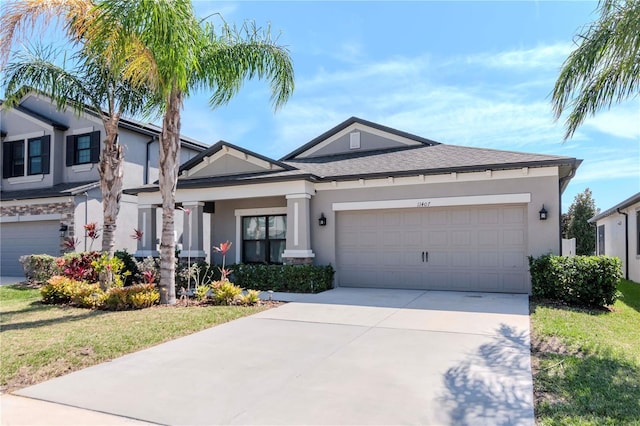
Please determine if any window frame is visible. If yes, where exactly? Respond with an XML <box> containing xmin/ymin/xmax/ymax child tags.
<box><xmin>241</xmin><ymin>214</ymin><xmax>287</xmax><ymax>264</ymax></box>
<box><xmin>66</xmin><ymin>131</ymin><xmax>100</xmax><ymax>166</ymax></box>
<box><xmin>27</xmin><ymin>137</ymin><xmax>44</xmax><ymax>175</ymax></box>
<box><xmin>597</xmin><ymin>224</ymin><xmax>605</xmax><ymax>255</ymax></box>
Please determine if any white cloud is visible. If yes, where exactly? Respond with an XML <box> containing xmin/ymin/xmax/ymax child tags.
<box><xmin>571</xmin><ymin>157</ymin><xmax>640</xmax><ymax>183</ymax></box>
<box><xmin>582</xmin><ymin>103</ymin><xmax>640</xmax><ymax>140</ymax></box>
<box><xmin>463</xmin><ymin>42</ymin><xmax>573</xmax><ymax>70</ymax></box>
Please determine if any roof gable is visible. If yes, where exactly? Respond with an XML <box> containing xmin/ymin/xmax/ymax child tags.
<box><xmin>179</xmin><ymin>141</ymin><xmax>294</xmax><ymax>179</ymax></box>
<box><xmin>281</xmin><ymin>116</ymin><xmax>440</xmax><ymax>160</ymax></box>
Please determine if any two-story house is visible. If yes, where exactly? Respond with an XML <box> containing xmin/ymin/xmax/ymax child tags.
<box><xmin>0</xmin><ymin>91</ymin><xmax>207</xmax><ymax>276</ymax></box>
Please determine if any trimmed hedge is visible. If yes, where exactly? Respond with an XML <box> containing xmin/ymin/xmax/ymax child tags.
<box><xmin>528</xmin><ymin>254</ymin><xmax>622</xmax><ymax>307</ymax></box>
<box><xmin>19</xmin><ymin>254</ymin><xmax>59</xmax><ymax>283</ymax></box>
<box><xmin>231</xmin><ymin>264</ymin><xmax>334</xmax><ymax>293</ymax></box>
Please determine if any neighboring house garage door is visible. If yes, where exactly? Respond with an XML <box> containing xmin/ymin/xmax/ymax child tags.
<box><xmin>0</xmin><ymin>221</ymin><xmax>61</xmax><ymax>276</ymax></box>
<box><xmin>336</xmin><ymin>204</ymin><xmax>528</xmax><ymax>293</ymax></box>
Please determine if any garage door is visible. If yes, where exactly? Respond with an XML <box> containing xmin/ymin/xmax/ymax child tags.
<box><xmin>336</xmin><ymin>204</ymin><xmax>528</xmax><ymax>293</ymax></box>
<box><xmin>0</xmin><ymin>221</ymin><xmax>61</xmax><ymax>276</ymax></box>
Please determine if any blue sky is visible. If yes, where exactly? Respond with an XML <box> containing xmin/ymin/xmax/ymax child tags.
<box><xmin>181</xmin><ymin>0</ymin><xmax>639</xmax><ymax>213</ymax></box>
<box><xmin>9</xmin><ymin>1</ymin><xmax>640</xmax><ymax>212</ymax></box>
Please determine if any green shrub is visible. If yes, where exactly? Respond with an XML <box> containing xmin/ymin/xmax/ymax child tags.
<box><xmin>41</xmin><ymin>276</ymin><xmax>77</xmax><ymax>304</ymax></box>
<box><xmin>212</xmin><ymin>280</ymin><xmax>243</xmax><ymax>305</ymax></box>
<box><xmin>194</xmin><ymin>284</ymin><xmax>211</xmax><ymax>301</ymax></box>
<box><xmin>238</xmin><ymin>289</ymin><xmax>261</xmax><ymax>306</ymax></box>
<box><xmin>529</xmin><ymin>254</ymin><xmax>622</xmax><ymax>306</ymax></box>
<box><xmin>104</xmin><ymin>284</ymin><xmax>159</xmax><ymax>310</ymax></box>
<box><xmin>231</xmin><ymin>264</ymin><xmax>334</xmax><ymax>293</ymax></box>
<box><xmin>20</xmin><ymin>254</ymin><xmax>60</xmax><ymax>283</ymax></box>
<box><xmin>114</xmin><ymin>250</ymin><xmax>140</xmax><ymax>286</ymax></box>
<box><xmin>70</xmin><ymin>282</ymin><xmax>106</xmax><ymax>309</ymax></box>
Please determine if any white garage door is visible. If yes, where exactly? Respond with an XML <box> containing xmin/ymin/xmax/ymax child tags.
<box><xmin>336</xmin><ymin>204</ymin><xmax>528</xmax><ymax>293</ymax></box>
<box><xmin>0</xmin><ymin>221</ymin><xmax>61</xmax><ymax>276</ymax></box>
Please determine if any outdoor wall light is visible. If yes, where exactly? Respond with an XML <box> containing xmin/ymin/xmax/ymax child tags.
<box><xmin>59</xmin><ymin>223</ymin><xmax>68</xmax><ymax>237</ymax></box>
<box><xmin>318</xmin><ymin>213</ymin><xmax>327</xmax><ymax>226</ymax></box>
<box><xmin>539</xmin><ymin>205</ymin><xmax>548</xmax><ymax>221</ymax></box>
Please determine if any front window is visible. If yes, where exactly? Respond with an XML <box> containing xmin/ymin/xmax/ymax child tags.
<box><xmin>242</xmin><ymin>215</ymin><xmax>286</xmax><ymax>264</ymax></box>
<box><xmin>28</xmin><ymin>138</ymin><xmax>43</xmax><ymax>175</ymax></box>
<box><xmin>597</xmin><ymin>224</ymin><xmax>605</xmax><ymax>255</ymax></box>
<box><xmin>75</xmin><ymin>134</ymin><xmax>92</xmax><ymax>164</ymax></box>
<box><xmin>3</xmin><ymin>140</ymin><xmax>24</xmax><ymax>178</ymax></box>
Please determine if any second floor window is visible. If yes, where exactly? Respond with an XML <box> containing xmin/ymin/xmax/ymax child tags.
<box><xmin>66</xmin><ymin>131</ymin><xmax>100</xmax><ymax>166</ymax></box>
<box><xmin>3</xmin><ymin>135</ymin><xmax>50</xmax><ymax>179</ymax></box>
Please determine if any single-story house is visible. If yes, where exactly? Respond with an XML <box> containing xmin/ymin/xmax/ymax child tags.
<box><xmin>128</xmin><ymin>117</ymin><xmax>581</xmax><ymax>294</ymax></box>
<box><xmin>589</xmin><ymin>192</ymin><xmax>640</xmax><ymax>282</ymax></box>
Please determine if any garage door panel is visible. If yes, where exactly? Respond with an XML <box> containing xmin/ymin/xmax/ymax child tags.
<box><xmin>336</xmin><ymin>204</ymin><xmax>529</xmax><ymax>293</ymax></box>
<box><xmin>1</xmin><ymin>221</ymin><xmax>60</xmax><ymax>276</ymax></box>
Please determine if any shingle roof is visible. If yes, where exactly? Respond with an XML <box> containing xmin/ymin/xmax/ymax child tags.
<box><xmin>283</xmin><ymin>144</ymin><xmax>577</xmax><ymax>179</ymax></box>
<box><xmin>589</xmin><ymin>192</ymin><xmax>640</xmax><ymax>223</ymax></box>
<box><xmin>0</xmin><ymin>181</ymin><xmax>98</xmax><ymax>201</ymax></box>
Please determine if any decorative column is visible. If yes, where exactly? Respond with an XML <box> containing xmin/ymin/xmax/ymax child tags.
<box><xmin>135</xmin><ymin>204</ymin><xmax>158</xmax><ymax>257</ymax></box>
<box><xmin>282</xmin><ymin>193</ymin><xmax>315</xmax><ymax>265</ymax></box>
<box><xmin>179</xmin><ymin>201</ymin><xmax>206</xmax><ymax>260</ymax></box>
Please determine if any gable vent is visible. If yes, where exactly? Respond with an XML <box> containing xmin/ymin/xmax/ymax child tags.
<box><xmin>349</xmin><ymin>132</ymin><xmax>361</xmax><ymax>149</ymax></box>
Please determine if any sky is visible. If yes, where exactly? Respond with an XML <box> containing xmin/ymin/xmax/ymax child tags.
<box><xmin>10</xmin><ymin>0</ymin><xmax>640</xmax><ymax>212</ymax></box>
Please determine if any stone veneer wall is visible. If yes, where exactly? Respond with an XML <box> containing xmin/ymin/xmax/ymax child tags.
<box><xmin>282</xmin><ymin>257</ymin><xmax>315</xmax><ymax>266</ymax></box>
<box><xmin>0</xmin><ymin>200</ymin><xmax>76</xmax><ymax>254</ymax></box>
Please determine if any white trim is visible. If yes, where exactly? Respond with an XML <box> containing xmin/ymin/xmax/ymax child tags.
<box><xmin>182</xmin><ymin>201</ymin><xmax>204</xmax><ymax>207</ymax></box>
<box><xmin>282</xmin><ymin>249</ymin><xmax>315</xmax><ymax>258</ymax></box>
<box><xmin>294</xmin><ymin>202</ymin><xmax>299</xmax><ymax>246</ymax></box>
<box><xmin>186</xmin><ymin>145</ymin><xmax>283</xmax><ymax>177</ymax></box>
<box><xmin>234</xmin><ymin>207</ymin><xmax>287</xmax><ymax>217</ymax></box>
<box><xmin>332</xmin><ymin>193</ymin><xmax>531</xmax><ymax>212</ymax></box>
<box><xmin>4</xmin><ymin>130</ymin><xmax>45</xmax><ymax>141</ymax></box>
<box><xmin>296</xmin><ymin>122</ymin><xmax>422</xmax><ymax>158</ymax></box>
<box><xmin>0</xmin><ymin>213</ymin><xmax>62</xmax><ymax>223</ymax></box>
<box><xmin>70</xmin><ymin>127</ymin><xmax>95</xmax><ymax>135</ymax></box>
<box><xmin>286</xmin><ymin>193</ymin><xmax>312</xmax><ymax>199</ymax></box>
<box><xmin>235</xmin><ymin>216</ymin><xmax>241</xmax><ymax>261</ymax></box>
<box><xmin>178</xmin><ymin>250</ymin><xmax>206</xmax><ymax>258</ymax></box>
<box><xmin>315</xmin><ymin>166</ymin><xmax>559</xmax><ymax>191</ymax></box>
<box><xmin>72</xmin><ymin>164</ymin><xmax>93</xmax><ymax>173</ymax></box>
<box><xmin>7</xmin><ymin>174</ymin><xmax>44</xmax><ymax>184</ymax></box>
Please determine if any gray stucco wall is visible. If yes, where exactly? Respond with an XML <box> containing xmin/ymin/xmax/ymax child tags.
<box><xmin>307</xmin><ymin>130</ymin><xmax>409</xmax><ymax>158</ymax></box>
<box><xmin>309</xmin><ymin>175</ymin><xmax>561</xmax><ymax>270</ymax></box>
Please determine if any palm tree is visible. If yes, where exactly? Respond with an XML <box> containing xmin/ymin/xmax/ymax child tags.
<box><xmin>87</xmin><ymin>0</ymin><xmax>294</xmax><ymax>304</ymax></box>
<box><xmin>552</xmin><ymin>0</ymin><xmax>640</xmax><ymax>140</ymax></box>
<box><xmin>1</xmin><ymin>0</ymin><xmax>152</xmax><ymax>258</ymax></box>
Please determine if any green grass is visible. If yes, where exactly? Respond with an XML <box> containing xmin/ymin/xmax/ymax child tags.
<box><xmin>531</xmin><ymin>279</ymin><xmax>640</xmax><ymax>425</ymax></box>
<box><xmin>0</xmin><ymin>284</ymin><xmax>268</xmax><ymax>392</ymax></box>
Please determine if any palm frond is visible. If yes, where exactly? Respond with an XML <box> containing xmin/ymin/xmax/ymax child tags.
<box><xmin>552</xmin><ymin>0</ymin><xmax>640</xmax><ymax>139</ymax></box>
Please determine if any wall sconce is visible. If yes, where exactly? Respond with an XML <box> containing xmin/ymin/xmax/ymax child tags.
<box><xmin>318</xmin><ymin>213</ymin><xmax>327</xmax><ymax>226</ymax></box>
<box><xmin>539</xmin><ymin>205</ymin><xmax>548</xmax><ymax>221</ymax></box>
<box><xmin>59</xmin><ymin>223</ymin><xmax>68</xmax><ymax>237</ymax></box>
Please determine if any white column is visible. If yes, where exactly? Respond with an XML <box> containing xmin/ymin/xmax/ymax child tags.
<box><xmin>282</xmin><ymin>193</ymin><xmax>315</xmax><ymax>259</ymax></box>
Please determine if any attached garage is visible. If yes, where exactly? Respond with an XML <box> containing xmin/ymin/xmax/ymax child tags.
<box><xmin>336</xmin><ymin>204</ymin><xmax>528</xmax><ymax>293</ymax></box>
<box><xmin>0</xmin><ymin>221</ymin><xmax>61</xmax><ymax>276</ymax></box>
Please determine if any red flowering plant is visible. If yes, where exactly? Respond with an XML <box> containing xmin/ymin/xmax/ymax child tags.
<box><xmin>63</xmin><ymin>237</ymin><xmax>80</xmax><ymax>250</ymax></box>
<box><xmin>84</xmin><ymin>222</ymin><xmax>101</xmax><ymax>250</ymax></box>
<box><xmin>142</xmin><ymin>270</ymin><xmax>156</xmax><ymax>285</ymax></box>
<box><xmin>213</xmin><ymin>241</ymin><xmax>233</xmax><ymax>281</ymax></box>
<box><xmin>131</xmin><ymin>228</ymin><xmax>143</xmax><ymax>241</ymax></box>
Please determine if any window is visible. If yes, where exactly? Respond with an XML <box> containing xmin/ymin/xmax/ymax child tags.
<box><xmin>66</xmin><ymin>131</ymin><xmax>100</xmax><ymax>166</ymax></box>
<box><xmin>242</xmin><ymin>215</ymin><xmax>286</xmax><ymax>264</ymax></box>
<box><xmin>2</xmin><ymin>140</ymin><xmax>24</xmax><ymax>178</ymax></box>
<box><xmin>27</xmin><ymin>137</ymin><xmax>50</xmax><ymax>175</ymax></box>
<box><xmin>597</xmin><ymin>224</ymin><xmax>605</xmax><ymax>255</ymax></box>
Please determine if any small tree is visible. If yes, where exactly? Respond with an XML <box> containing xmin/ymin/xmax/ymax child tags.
<box><xmin>565</xmin><ymin>188</ymin><xmax>599</xmax><ymax>255</ymax></box>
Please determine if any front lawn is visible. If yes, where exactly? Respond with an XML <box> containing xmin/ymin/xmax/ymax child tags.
<box><xmin>531</xmin><ymin>279</ymin><xmax>640</xmax><ymax>425</ymax></box>
<box><xmin>0</xmin><ymin>284</ymin><xmax>268</xmax><ymax>392</ymax></box>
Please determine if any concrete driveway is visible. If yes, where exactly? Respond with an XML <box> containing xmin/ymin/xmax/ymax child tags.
<box><xmin>14</xmin><ymin>288</ymin><xmax>534</xmax><ymax>425</ymax></box>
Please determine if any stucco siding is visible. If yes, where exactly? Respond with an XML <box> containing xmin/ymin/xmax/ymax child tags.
<box><xmin>597</xmin><ymin>201</ymin><xmax>640</xmax><ymax>282</ymax></box>
<box><xmin>310</xmin><ymin>174</ymin><xmax>561</xmax><ymax>279</ymax></box>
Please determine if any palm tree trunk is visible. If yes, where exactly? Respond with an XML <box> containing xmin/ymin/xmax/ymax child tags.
<box><xmin>99</xmin><ymin>115</ymin><xmax>123</xmax><ymax>258</ymax></box>
<box><xmin>158</xmin><ymin>89</ymin><xmax>183</xmax><ymax>305</ymax></box>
